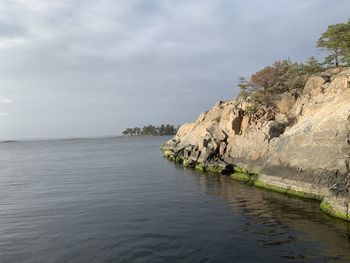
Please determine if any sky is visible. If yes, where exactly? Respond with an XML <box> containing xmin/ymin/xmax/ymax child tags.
<box><xmin>0</xmin><ymin>0</ymin><xmax>349</xmax><ymax>140</ymax></box>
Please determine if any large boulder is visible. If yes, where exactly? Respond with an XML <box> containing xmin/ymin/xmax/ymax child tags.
<box><xmin>162</xmin><ymin>68</ymin><xmax>350</xmax><ymax>220</ymax></box>
<box><xmin>303</xmin><ymin>76</ymin><xmax>325</xmax><ymax>95</ymax></box>
<box><xmin>276</xmin><ymin>93</ymin><xmax>296</xmax><ymax>114</ymax></box>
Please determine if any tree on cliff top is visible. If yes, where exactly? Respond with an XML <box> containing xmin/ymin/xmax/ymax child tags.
<box><xmin>300</xmin><ymin>57</ymin><xmax>323</xmax><ymax>75</ymax></box>
<box><xmin>317</xmin><ymin>19</ymin><xmax>350</xmax><ymax>66</ymax></box>
<box><xmin>248</xmin><ymin>59</ymin><xmax>306</xmax><ymax>94</ymax></box>
<box><xmin>236</xmin><ymin>57</ymin><xmax>326</xmax><ymax>109</ymax></box>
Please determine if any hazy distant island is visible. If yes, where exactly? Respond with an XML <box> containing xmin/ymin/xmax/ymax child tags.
<box><xmin>122</xmin><ymin>124</ymin><xmax>178</xmax><ymax>136</ymax></box>
<box><xmin>162</xmin><ymin>19</ymin><xmax>350</xmax><ymax>221</ymax></box>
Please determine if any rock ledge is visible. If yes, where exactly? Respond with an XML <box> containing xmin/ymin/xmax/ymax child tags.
<box><xmin>162</xmin><ymin>68</ymin><xmax>350</xmax><ymax>221</ymax></box>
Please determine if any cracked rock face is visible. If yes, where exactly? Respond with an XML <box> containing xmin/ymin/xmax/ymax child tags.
<box><xmin>162</xmin><ymin>68</ymin><xmax>350</xmax><ymax>218</ymax></box>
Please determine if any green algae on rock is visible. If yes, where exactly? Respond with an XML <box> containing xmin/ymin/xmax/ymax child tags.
<box><xmin>161</xmin><ymin>68</ymin><xmax>350</xmax><ymax>222</ymax></box>
<box><xmin>320</xmin><ymin>200</ymin><xmax>350</xmax><ymax>221</ymax></box>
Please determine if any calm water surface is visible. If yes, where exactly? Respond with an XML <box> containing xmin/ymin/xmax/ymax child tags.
<box><xmin>0</xmin><ymin>137</ymin><xmax>349</xmax><ymax>263</ymax></box>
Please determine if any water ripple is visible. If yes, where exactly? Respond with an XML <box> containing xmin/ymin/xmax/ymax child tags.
<box><xmin>0</xmin><ymin>137</ymin><xmax>349</xmax><ymax>262</ymax></box>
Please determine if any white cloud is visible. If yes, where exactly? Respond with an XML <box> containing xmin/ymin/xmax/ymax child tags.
<box><xmin>1</xmin><ymin>99</ymin><xmax>12</xmax><ymax>103</ymax></box>
<box><xmin>0</xmin><ymin>112</ymin><xmax>8</xmax><ymax>116</ymax></box>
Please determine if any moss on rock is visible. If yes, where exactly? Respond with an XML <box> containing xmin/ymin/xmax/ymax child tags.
<box><xmin>195</xmin><ymin>164</ymin><xmax>206</xmax><ymax>172</ymax></box>
<box><xmin>162</xmin><ymin>153</ymin><xmax>349</xmax><ymax>222</ymax></box>
<box><xmin>231</xmin><ymin>173</ymin><xmax>250</xmax><ymax>183</ymax></box>
<box><xmin>183</xmin><ymin>159</ymin><xmax>193</xmax><ymax>168</ymax></box>
<box><xmin>175</xmin><ymin>156</ymin><xmax>183</xmax><ymax>164</ymax></box>
<box><xmin>253</xmin><ymin>180</ymin><xmax>324</xmax><ymax>200</ymax></box>
<box><xmin>233</xmin><ymin>166</ymin><xmax>249</xmax><ymax>174</ymax></box>
<box><xmin>206</xmin><ymin>164</ymin><xmax>225</xmax><ymax>174</ymax></box>
<box><xmin>320</xmin><ymin>201</ymin><xmax>350</xmax><ymax>221</ymax></box>
<box><xmin>231</xmin><ymin>172</ymin><xmax>257</xmax><ymax>185</ymax></box>
<box><xmin>162</xmin><ymin>149</ymin><xmax>173</xmax><ymax>158</ymax></box>
<box><xmin>254</xmin><ymin>180</ymin><xmax>288</xmax><ymax>194</ymax></box>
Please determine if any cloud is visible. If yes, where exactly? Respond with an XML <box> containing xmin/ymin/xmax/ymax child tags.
<box><xmin>1</xmin><ymin>99</ymin><xmax>12</xmax><ymax>103</ymax></box>
<box><xmin>0</xmin><ymin>0</ymin><xmax>349</xmax><ymax>139</ymax></box>
<box><xmin>0</xmin><ymin>112</ymin><xmax>8</xmax><ymax>116</ymax></box>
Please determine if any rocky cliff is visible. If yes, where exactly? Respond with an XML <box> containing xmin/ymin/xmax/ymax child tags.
<box><xmin>162</xmin><ymin>68</ymin><xmax>350</xmax><ymax>221</ymax></box>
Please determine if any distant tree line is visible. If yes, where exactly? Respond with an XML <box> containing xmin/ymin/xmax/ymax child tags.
<box><xmin>122</xmin><ymin>124</ymin><xmax>178</xmax><ymax>136</ymax></box>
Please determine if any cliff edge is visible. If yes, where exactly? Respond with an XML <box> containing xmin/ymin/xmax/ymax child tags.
<box><xmin>162</xmin><ymin>68</ymin><xmax>350</xmax><ymax>221</ymax></box>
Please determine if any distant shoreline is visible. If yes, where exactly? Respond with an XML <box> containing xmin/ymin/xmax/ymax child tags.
<box><xmin>0</xmin><ymin>135</ymin><xmax>172</xmax><ymax>143</ymax></box>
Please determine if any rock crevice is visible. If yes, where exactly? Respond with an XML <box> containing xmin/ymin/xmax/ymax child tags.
<box><xmin>162</xmin><ymin>68</ymin><xmax>350</xmax><ymax>221</ymax></box>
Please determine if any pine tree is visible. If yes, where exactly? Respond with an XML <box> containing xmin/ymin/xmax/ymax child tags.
<box><xmin>317</xmin><ymin>19</ymin><xmax>350</xmax><ymax>66</ymax></box>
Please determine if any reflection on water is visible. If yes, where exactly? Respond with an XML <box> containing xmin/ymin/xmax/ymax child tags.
<box><xmin>193</xmin><ymin>171</ymin><xmax>350</xmax><ymax>262</ymax></box>
<box><xmin>0</xmin><ymin>137</ymin><xmax>349</xmax><ymax>262</ymax></box>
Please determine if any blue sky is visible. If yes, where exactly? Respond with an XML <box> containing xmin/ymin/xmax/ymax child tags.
<box><xmin>0</xmin><ymin>0</ymin><xmax>349</xmax><ymax>139</ymax></box>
